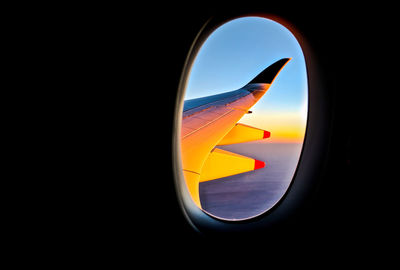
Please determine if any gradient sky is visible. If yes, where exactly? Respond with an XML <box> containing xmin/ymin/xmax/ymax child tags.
<box><xmin>184</xmin><ymin>17</ymin><xmax>308</xmax><ymax>143</ymax></box>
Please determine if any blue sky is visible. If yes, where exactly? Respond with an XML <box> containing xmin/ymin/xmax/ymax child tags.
<box><xmin>185</xmin><ymin>16</ymin><xmax>308</xmax><ymax>115</ymax></box>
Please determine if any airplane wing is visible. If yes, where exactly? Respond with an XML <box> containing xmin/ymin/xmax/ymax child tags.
<box><xmin>181</xmin><ymin>58</ymin><xmax>291</xmax><ymax>208</ymax></box>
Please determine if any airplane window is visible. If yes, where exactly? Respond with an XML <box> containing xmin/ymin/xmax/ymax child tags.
<box><xmin>177</xmin><ymin>16</ymin><xmax>308</xmax><ymax>221</ymax></box>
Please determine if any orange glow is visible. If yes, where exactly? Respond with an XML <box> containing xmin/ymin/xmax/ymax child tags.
<box><xmin>239</xmin><ymin>111</ymin><xmax>306</xmax><ymax>143</ymax></box>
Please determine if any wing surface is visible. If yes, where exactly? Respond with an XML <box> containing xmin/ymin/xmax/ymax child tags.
<box><xmin>181</xmin><ymin>58</ymin><xmax>291</xmax><ymax>207</ymax></box>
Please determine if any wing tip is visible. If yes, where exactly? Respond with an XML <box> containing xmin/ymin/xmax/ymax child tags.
<box><xmin>247</xmin><ymin>58</ymin><xmax>291</xmax><ymax>85</ymax></box>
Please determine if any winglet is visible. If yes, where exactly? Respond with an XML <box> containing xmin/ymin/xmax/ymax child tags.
<box><xmin>247</xmin><ymin>58</ymin><xmax>291</xmax><ymax>85</ymax></box>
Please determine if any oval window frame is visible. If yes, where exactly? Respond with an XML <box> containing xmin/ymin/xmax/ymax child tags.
<box><xmin>173</xmin><ymin>13</ymin><xmax>332</xmax><ymax>233</ymax></box>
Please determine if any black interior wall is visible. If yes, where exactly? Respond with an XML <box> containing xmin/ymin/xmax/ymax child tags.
<box><xmin>55</xmin><ymin>2</ymin><xmax>398</xmax><ymax>258</ymax></box>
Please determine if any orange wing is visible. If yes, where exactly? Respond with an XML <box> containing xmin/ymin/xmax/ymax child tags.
<box><xmin>181</xmin><ymin>58</ymin><xmax>291</xmax><ymax>208</ymax></box>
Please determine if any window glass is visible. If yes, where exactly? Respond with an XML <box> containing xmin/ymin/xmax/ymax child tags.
<box><xmin>181</xmin><ymin>16</ymin><xmax>308</xmax><ymax>221</ymax></box>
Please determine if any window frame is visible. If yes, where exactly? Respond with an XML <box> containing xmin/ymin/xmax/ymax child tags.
<box><xmin>173</xmin><ymin>13</ymin><xmax>332</xmax><ymax>233</ymax></box>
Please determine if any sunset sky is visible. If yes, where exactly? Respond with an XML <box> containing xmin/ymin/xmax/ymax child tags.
<box><xmin>185</xmin><ymin>17</ymin><xmax>308</xmax><ymax>143</ymax></box>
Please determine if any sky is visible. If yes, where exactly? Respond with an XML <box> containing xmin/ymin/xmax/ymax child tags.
<box><xmin>184</xmin><ymin>17</ymin><xmax>308</xmax><ymax>143</ymax></box>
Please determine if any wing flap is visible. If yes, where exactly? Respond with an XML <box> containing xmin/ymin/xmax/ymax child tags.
<box><xmin>199</xmin><ymin>148</ymin><xmax>265</xmax><ymax>182</ymax></box>
<box><xmin>182</xmin><ymin>170</ymin><xmax>201</xmax><ymax>208</ymax></box>
<box><xmin>182</xmin><ymin>108</ymin><xmax>244</xmax><ymax>174</ymax></box>
<box><xmin>217</xmin><ymin>123</ymin><xmax>270</xmax><ymax>145</ymax></box>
